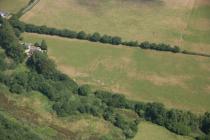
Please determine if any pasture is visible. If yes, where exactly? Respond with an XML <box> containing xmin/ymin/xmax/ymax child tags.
<box><xmin>23</xmin><ymin>33</ymin><xmax>210</xmax><ymax>114</ymax></box>
<box><xmin>21</xmin><ymin>0</ymin><xmax>210</xmax><ymax>53</ymax></box>
<box><xmin>0</xmin><ymin>0</ymin><xmax>29</xmax><ymax>13</ymax></box>
<box><xmin>133</xmin><ymin>122</ymin><xmax>193</xmax><ymax>140</ymax></box>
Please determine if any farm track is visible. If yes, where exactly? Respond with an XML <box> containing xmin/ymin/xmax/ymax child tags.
<box><xmin>16</xmin><ymin>0</ymin><xmax>40</xmax><ymax>18</ymax></box>
<box><xmin>22</xmin><ymin>0</ymin><xmax>40</xmax><ymax>15</ymax></box>
<box><xmin>179</xmin><ymin>0</ymin><xmax>196</xmax><ymax>46</ymax></box>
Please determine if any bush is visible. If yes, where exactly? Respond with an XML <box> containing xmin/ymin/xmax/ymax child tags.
<box><xmin>201</xmin><ymin>112</ymin><xmax>210</xmax><ymax>134</ymax></box>
<box><xmin>134</xmin><ymin>102</ymin><xmax>146</xmax><ymax>117</ymax></box>
<box><xmin>78</xmin><ymin>85</ymin><xmax>91</xmax><ymax>96</ymax></box>
<box><xmin>111</xmin><ymin>36</ymin><xmax>122</xmax><ymax>45</ymax></box>
<box><xmin>144</xmin><ymin>103</ymin><xmax>166</xmax><ymax>125</ymax></box>
<box><xmin>26</xmin><ymin>52</ymin><xmax>57</xmax><ymax>79</ymax></box>
<box><xmin>100</xmin><ymin>35</ymin><xmax>112</xmax><ymax>44</ymax></box>
<box><xmin>9</xmin><ymin>83</ymin><xmax>24</xmax><ymax>94</ymax></box>
<box><xmin>0</xmin><ymin>53</ymin><xmax>7</xmax><ymax>71</ymax></box>
<box><xmin>95</xmin><ymin>90</ymin><xmax>128</xmax><ymax>108</ymax></box>
<box><xmin>9</xmin><ymin>16</ymin><xmax>25</xmax><ymax>32</ymax></box>
<box><xmin>196</xmin><ymin>134</ymin><xmax>210</xmax><ymax>140</ymax></box>
<box><xmin>40</xmin><ymin>40</ymin><xmax>48</xmax><ymax>50</ymax></box>
<box><xmin>34</xmin><ymin>42</ymin><xmax>40</xmax><ymax>47</ymax></box>
<box><xmin>139</xmin><ymin>41</ymin><xmax>181</xmax><ymax>53</ymax></box>
<box><xmin>0</xmin><ymin>18</ymin><xmax>26</xmax><ymax>63</ymax></box>
<box><xmin>77</xmin><ymin>31</ymin><xmax>87</xmax><ymax>40</ymax></box>
<box><xmin>89</xmin><ymin>32</ymin><xmax>101</xmax><ymax>42</ymax></box>
<box><xmin>114</xmin><ymin>114</ymin><xmax>138</xmax><ymax>138</ymax></box>
<box><xmin>122</xmin><ymin>41</ymin><xmax>138</xmax><ymax>47</ymax></box>
<box><xmin>5</xmin><ymin>44</ymin><xmax>25</xmax><ymax>63</ymax></box>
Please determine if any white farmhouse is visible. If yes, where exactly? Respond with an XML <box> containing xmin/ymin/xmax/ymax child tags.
<box><xmin>0</xmin><ymin>11</ymin><xmax>7</xmax><ymax>18</ymax></box>
<box><xmin>24</xmin><ymin>43</ymin><xmax>43</xmax><ymax>57</ymax></box>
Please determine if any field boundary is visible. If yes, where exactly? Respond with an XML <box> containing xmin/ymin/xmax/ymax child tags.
<box><xmin>13</xmin><ymin>0</ymin><xmax>40</xmax><ymax>18</ymax></box>
<box><xmin>11</xmin><ymin>0</ymin><xmax>210</xmax><ymax>58</ymax></box>
<box><xmin>20</xmin><ymin>22</ymin><xmax>210</xmax><ymax>58</ymax></box>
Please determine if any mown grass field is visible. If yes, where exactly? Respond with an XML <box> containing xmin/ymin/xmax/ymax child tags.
<box><xmin>23</xmin><ymin>33</ymin><xmax>210</xmax><ymax>114</ymax></box>
<box><xmin>0</xmin><ymin>0</ymin><xmax>29</xmax><ymax>13</ymax></box>
<box><xmin>21</xmin><ymin>0</ymin><xmax>210</xmax><ymax>53</ymax></box>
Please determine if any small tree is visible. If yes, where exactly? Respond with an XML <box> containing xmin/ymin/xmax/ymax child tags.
<box><xmin>89</xmin><ymin>32</ymin><xmax>101</xmax><ymax>42</ymax></box>
<box><xmin>172</xmin><ymin>46</ymin><xmax>180</xmax><ymax>53</ymax></box>
<box><xmin>100</xmin><ymin>35</ymin><xmax>112</xmax><ymax>44</ymax></box>
<box><xmin>34</xmin><ymin>42</ymin><xmax>40</xmax><ymax>47</ymax></box>
<box><xmin>40</xmin><ymin>40</ymin><xmax>47</xmax><ymax>50</ymax></box>
<box><xmin>78</xmin><ymin>85</ymin><xmax>91</xmax><ymax>96</ymax></box>
<box><xmin>112</xmin><ymin>36</ymin><xmax>122</xmax><ymax>45</ymax></box>
<box><xmin>10</xmin><ymin>83</ymin><xmax>24</xmax><ymax>94</ymax></box>
<box><xmin>201</xmin><ymin>112</ymin><xmax>210</xmax><ymax>135</ymax></box>
<box><xmin>77</xmin><ymin>31</ymin><xmax>87</xmax><ymax>40</ymax></box>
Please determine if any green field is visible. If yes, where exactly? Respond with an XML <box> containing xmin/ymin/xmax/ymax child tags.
<box><xmin>23</xmin><ymin>33</ymin><xmax>210</xmax><ymax>114</ymax></box>
<box><xmin>21</xmin><ymin>0</ymin><xmax>210</xmax><ymax>53</ymax></box>
<box><xmin>0</xmin><ymin>0</ymin><xmax>29</xmax><ymax>13</ymax></box>
<box><xmin>1</xmin><ymin>0</ymin><xmax>210</xmax><ymax>139</ymax></box>
<box><xmin>134</xmin><ymin>122</ymin><xmax>193</xmax><ymax>140</ymax></box>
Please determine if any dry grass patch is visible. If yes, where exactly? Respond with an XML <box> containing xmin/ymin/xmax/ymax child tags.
<box><xmin>143</xmin><ymin>75</ymin><xmax>189</xmax><ymax>87</ymax></box>
<box><xmin>59</xmin><ymin>65</ymin><xmax>88</xmax><ymax>78</ymax></box>
<box><xmin>192</xmin><ymin>18</ymin><xmax>210</xmax><ymax>30</ymax></box>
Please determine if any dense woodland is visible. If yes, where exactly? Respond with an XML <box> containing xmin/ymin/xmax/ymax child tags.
<box><xmin>0</xmin><ymin>16</ymin><xmax>210</xmax><ymax>140</ymax></box>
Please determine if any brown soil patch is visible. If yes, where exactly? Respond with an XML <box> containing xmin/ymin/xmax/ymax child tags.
<box><xmin>144</xmin><ymin>74</ymin><xmax>189</xmax><ymax>87</ymax></box>
<box><xmin>126</xmin><ymin>68</ymin><xmax>190</xmax><ymax>87</ymax></box>
<box><xmin>192</xmin><ymin>18</ymin><xmax>210</xmax><ymax>31</ymax></box>
<box><xmin>197</xmin><ymin>0</ymin><xmax>210</xmax><ymax>6</ymax></box>
<box><xmin>206</xmin><ymin>85</ymin><xmax>210</xmax><ymax>93</ymax></box>
<box><xmin>58</xmin><ymin>65</ymin><xmax>88</xmax><ymax>78</ymax></box>
<box><xmin>163</xmin><ymin>0</ymin><xmax>195</xmax><ymax>9</ymax></box>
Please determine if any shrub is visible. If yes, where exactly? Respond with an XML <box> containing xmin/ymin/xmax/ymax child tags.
<box><xmin>100</xmin><ymin>35</ymin><xmax>112</xmax><ymax>44</ymax></box>
<box><xmin>201</xmin><ymin>112</ymin><xmax>210</xmax><ymax>134</ymax></box>
<box><xmin>9</xmin><ymin>83</ymin><xmax>24</xmax><ymax>94</ymax></box>
<box><xmin>111</xmin><ymin>36</ymin><xmax>122</xmax><ymax>45</ymax></box>
<box><xmin>77</xmin><ymin>31</ymin><xmax>87</xmax><ymax>40</ymax></box>
<box><xmin>40</xmin><ymin>40</ymin><xmax>48</xmax><ymax>50</ymax></box>
<box><xmin>89</xmin><ymin>32</ymin><xmax>101</xmax><ymax>42</ymax></box>
<box><xmin>122</xmin><ymin>41</ymin><xmax>138</xmax><ymax>47</ymax></box>
<box><xmin>78</xmin><ymin>85</ymin><xmax>91</xmax><ymax>96</ymax></box>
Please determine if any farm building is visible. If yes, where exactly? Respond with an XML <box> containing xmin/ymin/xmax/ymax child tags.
<box><xmin>0</xmin><ymin>11</ymin><xmax>8</xmax><ymax>18</ymax></box>
<box><xmin>24</xmin><ymin>43</ymin><xmax>44</xmax><ymax>56</ymax></box>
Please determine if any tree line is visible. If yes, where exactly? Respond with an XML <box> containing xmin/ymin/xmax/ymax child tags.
<box><xmin>23</xmin><ymin>23</ymin><xmax>181</xmax><ymax>53</ymax></box>
<box><xmin>8</xmin><ymin>17</ymin><xmax>182</xmax><ymax>54</ymax></box>
<box><xmin>0</xmin><ymin>17</ymin><xmax>26</xmax><ymax>64</ymax></box>
<box><xmin>9</xmin><ymin>18</ymin><xmax>210</xmax><ymax>57</ymax></box>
